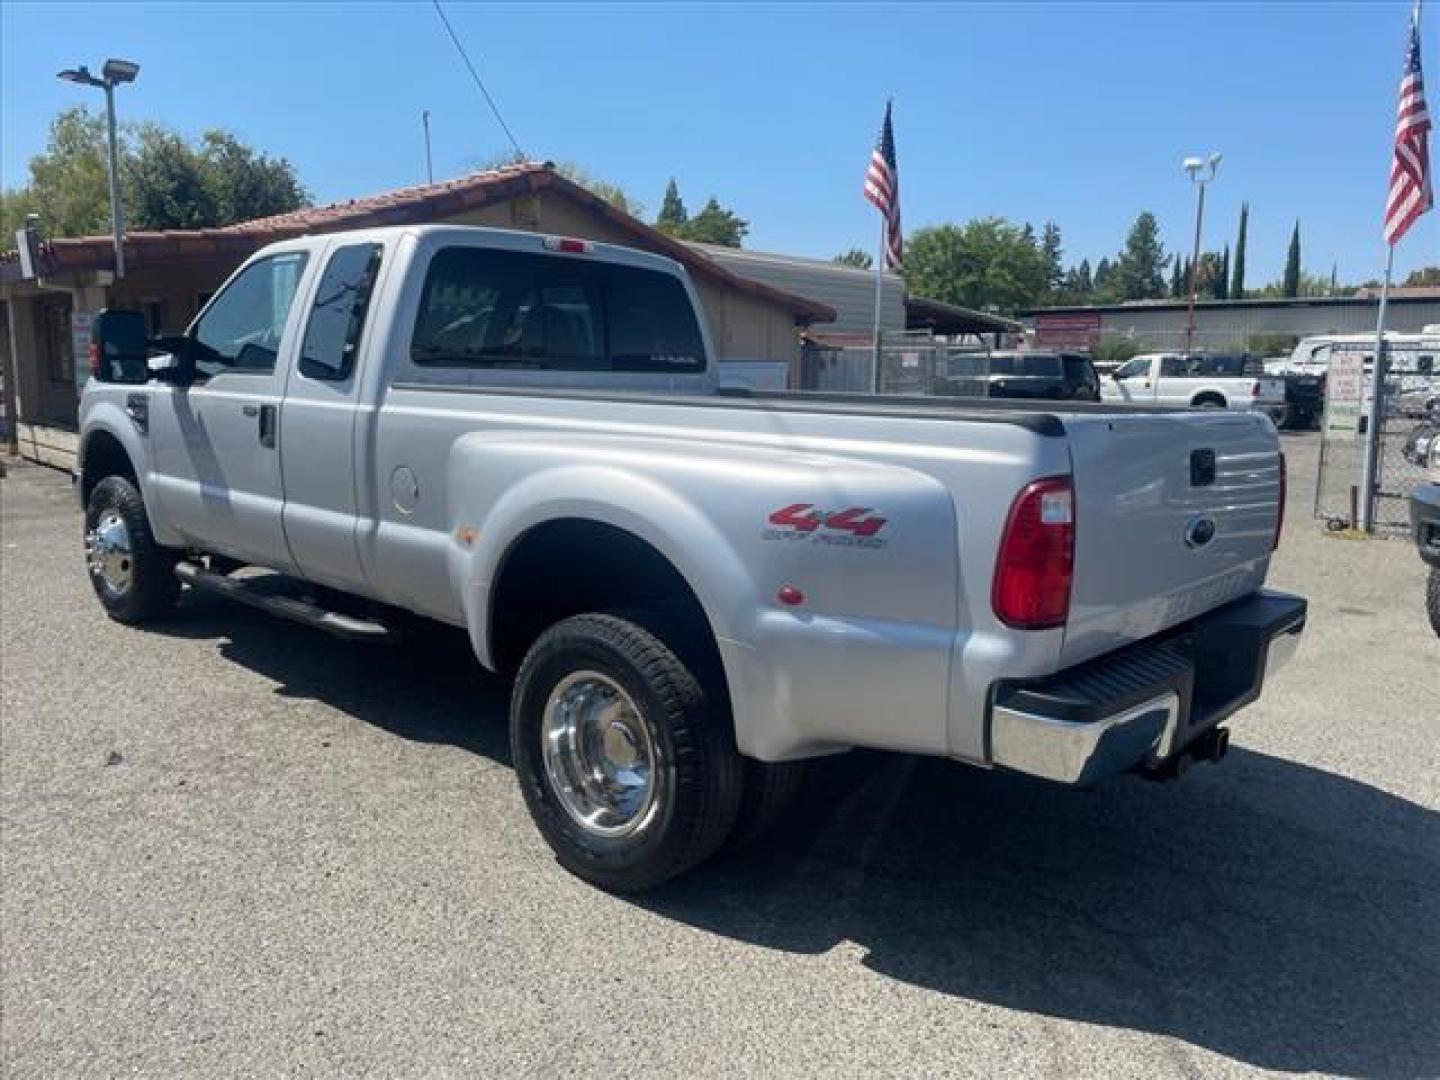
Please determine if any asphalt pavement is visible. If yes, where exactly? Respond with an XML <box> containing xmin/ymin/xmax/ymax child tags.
<box><xmin>2</xmin><ymin>432</ymin><xmax>1437</xmax><ymax>1079</ymax></box>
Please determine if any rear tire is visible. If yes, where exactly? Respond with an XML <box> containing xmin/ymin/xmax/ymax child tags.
<box><xmin>1427</xmin><ymin>568</ymin><xmax>1440</xmax><ymax>638</ymax></box>
<box><xmin>1192</xmin><ymin>393</ymin><xmax>1227</xmax><ymax>409</ymax></box>
<box><xmin>84</xmin><ymin>475</ymin><xmax>179</xmax><ymax>624</ymax></box>
<box><xmin>510</xmin><ymin>612</ymin><xmax>743</xmax><ymax>892</ymax></box>
<box><xmin>726</xmin><ymin>758</ymin><xmax>808</xmax><ymax>850</ymax></box>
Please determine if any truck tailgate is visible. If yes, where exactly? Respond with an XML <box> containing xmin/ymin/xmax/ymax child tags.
<box><xmin>1061</xmin><ymin>410</ymin><xmax>1280</xmax><ymax>667</ymax></box>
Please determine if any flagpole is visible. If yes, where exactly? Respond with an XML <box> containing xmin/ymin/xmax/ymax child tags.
<box><xmin>871</xmin><ymin>219</ymin><xmax>885</xmax><ymax>393</ymax></box>
<box><xmin>1358</xmin><ymin>244</ymin><xmax>1395</xmax><ymax>532</ymax></box>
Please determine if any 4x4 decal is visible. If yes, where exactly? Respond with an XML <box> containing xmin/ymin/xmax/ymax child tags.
<box><xmin>764</xmin><ymin>504</ymin><xmax>889</xmax><ymax>547</ymax></box>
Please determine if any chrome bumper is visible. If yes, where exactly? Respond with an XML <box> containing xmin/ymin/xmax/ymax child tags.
<box><xmin>988</xmin><ymin>591</ymin><xmax>1306</xmax><ymax>786</ymax></box>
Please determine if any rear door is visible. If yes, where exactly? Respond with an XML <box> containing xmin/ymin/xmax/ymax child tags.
<box><xmin>1061</xmin><ymin>410</ymin><xmax>1281</xmax><ymax>666</ymax></box>
<box><xmin>148</xmin><ymin>250</ymin><xmax>310</xmax><ymax>569</ymax></box>
<box><xmin>278</xmin><ymin>240</ymin><xmax>387</xmax><ymax>593</ymax></box>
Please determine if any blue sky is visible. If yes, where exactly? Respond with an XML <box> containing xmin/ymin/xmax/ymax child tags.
<box><xmin>2</xmin><ymin>2</ymin><xmax>1436</xmax><ymax>285</ymax></box>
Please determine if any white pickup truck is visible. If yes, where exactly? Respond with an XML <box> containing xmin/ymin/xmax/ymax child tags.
<box><xmin>78</xmin><ymin>225</ymin><xmax>1306</xmax><ymax>891</ymax></box>
<box><xmin>1102</xmin><ymin>352</ymin><xmax>1287</xmax><ymax>423</ymax></box>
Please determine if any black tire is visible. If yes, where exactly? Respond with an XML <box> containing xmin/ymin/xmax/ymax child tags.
<box><xmin>1192</xmin><ymin>394</ymin><xmax>1227</xmax><ymax>409</ymax></box>
<box><xmin>726</xmin><ymin>758</ymin><xmax>808</xmax><ymax>850</ymax></box>
<box><xmin>510</xmin><ymin>612</ymin><xmax>743</xmax><ymax>892</ymax></box>
<box><xmin>1427</xmin><ymin>568</ymin><xmax>1440</xmax><ymax>638</ymax></box>
<box><xmin>84</xmin><ymin>475</ymin><xmax>179</xmax><ymax>624</ymax></box>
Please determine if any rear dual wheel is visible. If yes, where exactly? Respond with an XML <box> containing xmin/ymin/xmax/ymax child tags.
<box><xmin>510</xmin><ymin>612</ymin><xmax>802</xmax><ymax>892</ymax></box>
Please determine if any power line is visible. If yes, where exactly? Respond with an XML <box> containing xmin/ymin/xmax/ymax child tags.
<box><xmin>431</xmin><ymin>0</ymin><xmax>526</xmax><ymax>162</ymax></box>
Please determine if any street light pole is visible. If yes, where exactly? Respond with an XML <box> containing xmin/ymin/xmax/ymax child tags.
<box><xmin>58</xmin><ymin>59</ymin><xmax>139</xmax><ymax>280</ymax></box>
<box><xmin>1182</xmin><ymin>152</ymin><xmax>1221</xmax><ymax>356</ymax></box>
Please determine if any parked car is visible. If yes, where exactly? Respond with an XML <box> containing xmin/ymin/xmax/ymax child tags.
<box><xmin>933</xmin><ymin>351</ymin><xmax>1101</xmax><ymax>403</ymax></box>
<box><xmin>77</xmin><ymin>225</ymin><xmax>1306</xmax><ymax>892</ymax></box>
<box><xmin>1102</xmin><ymin>352</ymin><xmax>1287</xmax><ymax>423</ymax></box>
<box><xmin>1407</xmin><ymin>431</ymin><xmax>1440</xmax><ymax>636</ymax></box>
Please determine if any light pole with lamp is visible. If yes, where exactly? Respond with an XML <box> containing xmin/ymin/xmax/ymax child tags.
<box><xmin>57</xmin><ymin>59</ymin><xmax>140</xmax><ymax>279</ymax></box>
<box><xmin>1182</xmin><ymin>152</ymin><xmax>1221</xmax><ymax>356</ymax></box>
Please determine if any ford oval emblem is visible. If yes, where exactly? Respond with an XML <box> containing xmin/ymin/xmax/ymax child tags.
<box><xmin>1185</xmin><ymin>516</ymin><xmax>1218</xmax><ymax>548</ymax></box>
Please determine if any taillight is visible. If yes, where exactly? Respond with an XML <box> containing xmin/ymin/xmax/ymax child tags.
<box><xmin>993</xmin><ymin>476</ymin><xmax>1075</xmax><ymax>630</ymax></box>
<box><xmin>1274</xmin><ymin>451</ymin><xmax>1286</xmax><ymax>550</ymax></box>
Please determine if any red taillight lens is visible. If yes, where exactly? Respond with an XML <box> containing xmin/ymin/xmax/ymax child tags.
<box><xmin>1274</xmin><ymin>451</ymin><xmax>1286</xmax><ymax>550</ymax></box>
<box><xmin>993</xmin><ymin>476</ymin><xmax>1075</xmax><ymax>630</ymax></box>
<box><xmin>88</xmin><ymin>342</ymin><xmax>102</xmax><ymax>378</ymax></box>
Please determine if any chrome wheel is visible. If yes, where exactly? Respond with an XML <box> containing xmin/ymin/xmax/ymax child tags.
<box><xmin>541</xmin><ymin>670</ymin><xmax>659</xmax><ymax>838</ymax></box>
<box><xmin>86</xmin><ymin>509</ymin><xmax>133</xmax><ymax>596</ymax></box>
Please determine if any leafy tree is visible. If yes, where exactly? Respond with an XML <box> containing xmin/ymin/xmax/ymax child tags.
<box><xmin>1061</xmin><ymin>258</ymin><xmax>1093</xmax><ymax>302</ymax></box>
<box><xmin>901</xmin><ymin>217</ymin><xmax>1050</xmax><ymax>314</ymax></box>
<box><xmin>548</xmin><ymin>162</ymin><xmax>642</xmax><ymax>218</ymax></box>
<box><xmin>833</xmin><ymin>248</ymin><xmax>873</xmax><ymax>269</ymax></box>
<box><xmin>656</xmin><ymin>178</ymin><xmax>687</xmax><ymax>232</ymax></box>
<box><xmin>1107</xmin><ymin>211</ymin><xmax>1168</xmax><ymax>300</ymax></box>
<box><xmin>1040</xmin><ymin>221</ymin><xmax>1064</xmax><ymax>295</ymax></box>
<box><xmin>1282</xmin><ymin>221</ymin><xmax>1301</xmax><ymax>298</ymax></box>
<box><xmin>25</xmin><ymin>106</ymin><xmax>114</xmax><ymax>237</ymax></box>
<box><xmin>124</xmin><ymin>124</ymin><xmax>219</xmax><ymax>230</ymax></box>
<box><xmin>200</xmin><ymin>131</ymin><xmax>307</xmax><ymax>223</ymax></box>
<box><xmin>1</xmin><ymin>186</ymin><xmax>36</xmax><ymax>241</ymax></box>
<box><xmin>670</xmin><ymin>196</ymin><xmax>748</xmax><ymax>247</ymax></box>
<box><xmin>1403</xmin><ymin>265</ymin><xmax>1440</xmax><ymax>286</ymax></box>
<box><xmin>1216</xmin><ymin>245</ymin><xmax>1230</xmax><ymax>301</ymax></box>
<box><xmin>1231</xmin><ymin>202</ymin><xmax>1248</xmax><ymax>298</ymax></box>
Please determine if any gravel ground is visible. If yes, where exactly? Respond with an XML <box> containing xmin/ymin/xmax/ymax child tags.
<box><xmin>2</xmin><ymin>433</ymin><xmax>1437</xmax><ymax>1079</ymax></box>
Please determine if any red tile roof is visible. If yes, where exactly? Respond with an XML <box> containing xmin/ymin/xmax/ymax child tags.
<box><xmin>3</xmin><ymin>162</ymin><xmax>834</xmax><ymax>323</ymax></box>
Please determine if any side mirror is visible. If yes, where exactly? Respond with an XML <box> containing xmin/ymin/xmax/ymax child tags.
<box><xmin>145</xmin><ymin>335</ymin><xmax>193</xmax><ymax>384</ymax></box>
<box><xmin>1110</xmin><ymin>370</ymin><xmax>1122</xmax><ymax>380</ymax></box>
<box><xmin>89</xmin><ymin>309</ymin><xmax>149</xmax><ymax>384</ymax></box>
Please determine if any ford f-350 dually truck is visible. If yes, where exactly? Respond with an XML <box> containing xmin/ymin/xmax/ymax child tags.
<box><xmin>77</xmin><ymin>225</ymin><xmax>1306</xmax><ymax>891</ymax></box>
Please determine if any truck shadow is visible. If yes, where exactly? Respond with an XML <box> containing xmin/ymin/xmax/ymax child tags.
<box><xmin>159</xmin><ymin>594</ymin><xmax>1438</xmax><ymax>1078</ymax></box>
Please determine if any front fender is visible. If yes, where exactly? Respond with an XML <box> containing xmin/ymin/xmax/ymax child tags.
<box><xmin>77</xmin><ymin>397</ymin><xmax>182</xmax><ymax>547</ymax></box>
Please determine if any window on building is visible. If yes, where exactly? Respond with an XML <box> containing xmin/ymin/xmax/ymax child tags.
<box><xmin>298</xmin><ymin>243</ymin><xmax>383</xmax><ymax>382</ymax></box>
<box><xmin>411</xmin><ymin>248</ymin><xmax>704</xmax><ymax>374</ymax></box>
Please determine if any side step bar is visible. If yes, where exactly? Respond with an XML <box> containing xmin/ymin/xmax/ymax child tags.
<box><xmin>174</xmin><ymin>561</ymin><xmax>393</xmax><ymax>643</ymax></box>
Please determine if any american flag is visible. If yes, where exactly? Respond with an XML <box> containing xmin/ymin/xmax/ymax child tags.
<box><xmin>864</xmin><ymin>101</ymin><xmax>903</xmax><ymax>270</ymax></box>
<box><xmin>1384</xmin><ymin>7</ymin><xmax>1432</xmax><ymax>246</ymax></box>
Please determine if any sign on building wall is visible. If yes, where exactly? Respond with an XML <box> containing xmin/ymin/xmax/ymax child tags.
<box><xmin>1034</xmin><ymin>312</ymin><xmax>1102</xmax><ymax>347</ymax></box>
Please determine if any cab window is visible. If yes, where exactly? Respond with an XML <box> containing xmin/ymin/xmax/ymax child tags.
<box><xmin>299</xmin><ymin>243</ymin><xmax>383</xmax><ymax>382</ymax></box>
<box><xmin>1114</xmin><ymin>357</ymin><xmax>1151</xmax><ymax>379</ymax></box>
<box><xmin>191</xmin><ymin>252</ymin><xmax>308</xmax><ymax>379</ymax></box>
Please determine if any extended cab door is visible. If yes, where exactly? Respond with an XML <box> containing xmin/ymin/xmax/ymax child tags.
<box><xmin>148</xmin><ymin>250</ymin><xmax>311</xmax><ymax>570</ymax></box>
<box><xmin>277</xmin><ymin>240</ymin><xmax>386</xmax><ymax>593</ymax></box>
<box><xmin>1106</xmin><ymin>355</ymin><xmax>1158</xmax><ymax>402</ymax></box>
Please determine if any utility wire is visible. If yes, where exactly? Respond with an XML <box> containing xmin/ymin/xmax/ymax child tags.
<box><xmin>432</xmin><ymin>0</ymin><xmax>526</xmax><ymax>162</ymax></box>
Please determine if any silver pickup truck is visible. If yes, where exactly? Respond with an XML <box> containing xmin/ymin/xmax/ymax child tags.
<box><xmin>78</xmin><ymin>224</ymin><xmax>1306</xmax><ymax>891</ymax></box>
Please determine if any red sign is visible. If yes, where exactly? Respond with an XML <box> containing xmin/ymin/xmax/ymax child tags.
<box><xmin>1034</xmin><ymin>312</ymin><xmax>1102</xmax><ymax>347</ymax></box>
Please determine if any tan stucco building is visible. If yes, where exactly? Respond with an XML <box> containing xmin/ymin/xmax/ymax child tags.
<box><xmin>0</xmin><ymin>162</ymin><xmax>833</xmax><ymax>468</ymax></box>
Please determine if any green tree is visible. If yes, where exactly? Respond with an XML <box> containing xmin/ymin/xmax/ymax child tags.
<box><xmin>1231</xmin><ymin>202</ymin><xmax>1248</xmax><ymax>298</ymax></box>
<box><xmin>1093</xmin><ymin>256</ymin><xmax>1113</xmax><ymax>295</ymax></box>
<box><xmin>200</xmin><ymin>131</ymin><xmax>307</xmax><ymax>223</ymax></box>
<box><xmin>833</xmin><ymin>248</ymin><xmax>873</xmax><ymax>269</ymax></box>
<box><xmin>1062</xmin><ymin>258</ymin><xmax>1093</xmax><ymax>302</ymax></box>
<box><xmin>1282</xmin><ymin>221</ymin><xmax>1301</xmax><ymax>298</ymax></box>
<box><xmin>1040</xmin><ymin>221</ymin><xmax>1064</xmax><ymax>295</ymax></box>
<box><xmin>25</xmin><ymin>106</ymin><xmax>113</xmax><ymax>237</ymax></box>
<box><xmin>1169</xmin><ymin>256</ymin><xmax>1183</xmax><ymax>298</ymax></box>
<box><xmin>655</xmin><ymin>178</ymin><xmax>687</xmax><ymax>232</ymax></box>
<box><xmin>1216</xmin><ymin>245</ymin><xmax>1230</xmax><ymax>300</ymax></box>
<box><xmin>901</xmin><ymin>217</ymin><xmax>1050</xmax><ymax>314</ymax></box>
<box><xmin>124</xmin><ymin>124</ymin><xmax>219</xmax><ymax>230</ymax></box>
<box><xmin>1108</xmin><ymin>211</ymin><xmax>1168</xmax><ymax>300</ymax></box>
<box><xmin>548</xmin><ymin>162</ymin><xmax>642</xmax><ymax>218</ymax></box>
<box><xmin>1</xmin><ymin>185</ymin><xmax>36</xmax><ymax>241</ymax></box>
<box><xmin>671</xmin><ymin>196</ymin><xmax>748</xmax><ymax>247</ymax></box>
<box><xmin>1403</xmin><ymin>265</ymin><xmax>1440</xmax><ymax>286</ymax></box>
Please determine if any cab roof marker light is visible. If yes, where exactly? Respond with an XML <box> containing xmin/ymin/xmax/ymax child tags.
<box><xmin>543</xmin><ymin>236</ymin><xmax>592</xmax><ymax>254</ymax></box>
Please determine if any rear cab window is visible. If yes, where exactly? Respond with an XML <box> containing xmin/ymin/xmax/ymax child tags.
<box><xmin>410</xmin><ymin>247</ymin><xmax>705</xmax><ymax>375</ymax></box>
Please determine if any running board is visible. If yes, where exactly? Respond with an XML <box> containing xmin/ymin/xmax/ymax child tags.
<box><xmin>174</xmin><ymin>561</ymin><xmax>394</xmax><ymax>643</ymax></box>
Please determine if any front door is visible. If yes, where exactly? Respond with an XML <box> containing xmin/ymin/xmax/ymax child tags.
<box><xmin>149</xmin><ymin>251</ymin><xmax>310</xmax><ymax>569</ymax></box>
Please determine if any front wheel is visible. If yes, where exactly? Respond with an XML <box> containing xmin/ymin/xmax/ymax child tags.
<box><xmin>510</xmin><ymin>613</ymin><xmax>743</xmax><ymax>892</ymax></box>
<box><xmin>84</xmin><ymin>475</ymin><xmax>179</xmax><ymax>624</ymax></box>
<box><xmin>1427</xmin><ymin>568</ymin><xmax>1440</xmax><ymax>638</ymax></box>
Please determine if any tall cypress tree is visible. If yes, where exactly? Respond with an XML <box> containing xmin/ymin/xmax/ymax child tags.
<box><xmin>656</xmin><ymin>178</ymin><xmax>688</xmax><ymax>233</ymax></box>
<box><xmin>1283</xmin><ymin>221</ymin><xmax>1301</xmax><ymax>298</ymax></box>
<box><xmin>1169</xmin><ymin>256</ymin><xmax>1182</xmax><ymax>297</ymax></box>
<box><xmin>1216</xmin><ymin>245</ymin><xmax>1230</xmax><ymax>300</ymax></box>
<box><xmin>1230</xmin><ymin>202</ymin><xmax>1248</xmax><ymax>298</ymax></box>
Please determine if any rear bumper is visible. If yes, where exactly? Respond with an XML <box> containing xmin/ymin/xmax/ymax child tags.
<box><xmin>987</xmin><ymin>590</ymin><xmax>1306</xmax><ymax>786</ymax></box>
<box><xmin>1410</xmin><ymin>483</ymin><xmax>1440</xmax><ymax>569</ymax></box>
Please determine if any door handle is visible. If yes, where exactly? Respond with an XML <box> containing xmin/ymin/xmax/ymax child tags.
<box><xmin>241</xmin><ymin>404</ymin><xmax>259</xmax><ymax>417</ymax></box>
<box><xmin>258</xmin><ymin>404</ymin><xmax>277</xmax><ymax>448</ymax></box>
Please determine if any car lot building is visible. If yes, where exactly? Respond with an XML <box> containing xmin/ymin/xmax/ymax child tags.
<box><xmin>0</xmin><ymin>162</ymin><xmax>836</xmax><ymax>469</ymax></box>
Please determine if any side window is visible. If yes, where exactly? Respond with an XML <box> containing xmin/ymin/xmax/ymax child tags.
<box><xmin>191</xmin><ymin>252</ymin><xmax>307</xmax><ymax>379</ymax></box>
<box><xmin>410</xmin><ymin>247</ymin><xmax>704</xmax><ymax>374</ymax></box>
<box><xmin>1159</xmin><ymin>356</ymin><xmax>1186</xmax><ymax>377</ymax></box>
<box><xmin>299</xmin><ymin>243</ymin><xmax>383</xmax><ymax>382</ymax></box>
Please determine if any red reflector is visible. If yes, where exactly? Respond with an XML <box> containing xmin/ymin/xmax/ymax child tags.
<box><xmin>776</xmin><ymin>584</ymin><xmax>805</xmax><ymax>607</ymax></box>
<box><xmin>543</xmin><ymin>236</ymin><xmax>592</xmax><ymax>254</ymax></box>
<box><xmin>87</xmin><ymin>342</ymin><xmax>102</xmax><ymax>378</ymax></box>
<box><xmin>1274</xmin><ymin>451</ymin><xmax>1286</xmax><ymax>550</ymax></box>
<box><xmin>992</xmin><ymin>476</ymin><xmax>1075</xmax><ymax>630</ymax></box>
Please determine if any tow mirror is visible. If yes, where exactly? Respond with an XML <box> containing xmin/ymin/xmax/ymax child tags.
<box><xmin>89</xmin><ymin>309</ymin><xmax>149</xmax><ymax>384</ymax></box>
